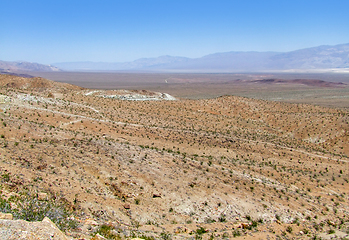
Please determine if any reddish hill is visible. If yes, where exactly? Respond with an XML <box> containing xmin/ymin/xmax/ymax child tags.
<box><xmin>253</xmin><ymin>78</ymin><xmax>346</xmax><ymax>87</ymax></box>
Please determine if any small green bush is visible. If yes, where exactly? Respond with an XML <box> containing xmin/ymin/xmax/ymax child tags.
<box><xmin>94</xmin><ymin>224</ymin><xmax>119</xmax><ymax>239</ymax></box>
<box><xmin>232</xmin><ymin>230</ymin><xmax>241</xmax><ymax>237</ymax></box>
<box><xmin>160</xmin><ymin>231</ymin><xmax>171</xmax><ymax>240</ymax></box>
<box><xmin>196</xmin><ymin>227</ymin><xmax>207</xmax><ymax>235</ymax></box>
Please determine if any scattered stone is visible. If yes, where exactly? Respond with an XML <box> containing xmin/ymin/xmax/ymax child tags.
<box><xmin>85</xmin><ymin>219</ymin><xmax>99</xmax><ymax>226</ymax></box>
<box><xmin>240</xmin><ymin>222</ymin><xmax>251</xmax><ymax>229</ymax></box>
<box><xmin>123</xmin><ymin>204</ymin><xmax>131</xmax><ymax>209</ymax></box>
<box><xmin>38</xmin><ymin>192</ymin><xmax>48</xmax><ymax>201</ymax></box>
<box><xmin>152</xmin><ymin>193</ymin><xmax>161</xmax><ymax>198</ymax></box>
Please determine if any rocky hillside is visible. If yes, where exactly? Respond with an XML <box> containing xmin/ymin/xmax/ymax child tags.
<box><xmin>0</xmin><ymin>74</ymin><xmax>348</xmax><ymax>239</ymax></box>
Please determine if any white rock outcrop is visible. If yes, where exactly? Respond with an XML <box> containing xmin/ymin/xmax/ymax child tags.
<box><xmin>0</xmin><ymin>214</ymin><xmax>71</xmax><ymax>240</ymax></box>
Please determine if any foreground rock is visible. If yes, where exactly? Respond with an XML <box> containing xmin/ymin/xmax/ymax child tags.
<box><xmin>0</xmin><ymin>214</ymin><xmax>71</xmax><ymax>240</ymax></box>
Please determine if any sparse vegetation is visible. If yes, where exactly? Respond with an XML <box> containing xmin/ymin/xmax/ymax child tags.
<box><xmin>0</xmin><ymin>73</ymin><xmax>348</xmax><ymax>239</ymax></box>
<box><xmin>0</xmin><ymin>188</ymin><xmax>78</xmax><ymax>232</ymax></box>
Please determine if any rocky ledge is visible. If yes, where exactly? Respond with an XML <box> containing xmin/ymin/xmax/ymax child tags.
<box><xmin>0</xmin><ymin>213</ymin><xmax>70</xmax><ymax>240</ymax></box>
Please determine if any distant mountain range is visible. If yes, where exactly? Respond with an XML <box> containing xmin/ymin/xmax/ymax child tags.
<box><xmin>0</xmin><ymin>60</ymin><xmax>61</xmax><ymax>73</ymax></box>
<box><xmin>1</xmin><ymin>43</ymin><xmax>349</xmax><ymax>73</ymax></box>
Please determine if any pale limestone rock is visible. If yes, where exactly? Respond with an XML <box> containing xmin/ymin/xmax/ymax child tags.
<box><xmin>0</xmin><ymin>212</ymin><xmax>13</xmax><ymax>220</ymax></box>
<box><xmin>38</xmin><ymin>192</ymin><xmax>48</xmax><ymax>201</ymax></box>
<box><xmin>0</xmin><ymin>216</ymin><xmax>71</xmax><ymax>240</ymax></box>
<box><xmin>91</xmin><ymin>233</ymin><xmax>108</xmax><ymax>240</ymax></box>
<box><xmin>84</xmin><ymin>218</ymin><xmax>98</xmax><ymax>226</ymax></box>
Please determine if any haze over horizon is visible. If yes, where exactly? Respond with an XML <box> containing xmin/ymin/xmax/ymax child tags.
<box><xmin>1</xmin><ymin>0</ymin><xmax>349</xmax><ymax>65</ymax></box>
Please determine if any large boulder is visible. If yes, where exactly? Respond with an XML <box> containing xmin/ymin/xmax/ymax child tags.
<box><xmin>0</xmin><ymin>214</ymin><xmax>71</xmax><ymax>240</ymax></box>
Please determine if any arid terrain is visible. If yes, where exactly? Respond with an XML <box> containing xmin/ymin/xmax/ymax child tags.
<box><xmin>0</xmin><ymin>74</ymin><xmax>348</xmax><ymax>239</ymax></box>
<box><xmin>32</xmin><ymin>72</ymin><xmax>349</xmax><ymax>110</ymax></box>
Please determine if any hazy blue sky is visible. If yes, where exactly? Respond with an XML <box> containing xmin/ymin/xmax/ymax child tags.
<box><xmin>1</xmin><ymin>0</ymin><xmax>348</xmax><ymax>64</ymax></box>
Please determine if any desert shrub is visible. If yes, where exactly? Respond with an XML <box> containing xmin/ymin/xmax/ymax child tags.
<box><xmin>160</xmin><ymin>231</ymin><xmax>171</xmax><ymax>240</ymax></box>
<box><xmin>218</xmin><ymin>213</ymin><xmax>226</xmax><ymax>222</ymax></box>
<box><xmin>0</xmin><ymin>197</ymin><xmax>12</xmax><ymax>213</ymax></box>
<box><xmin>138</xmin><ymin>234</ymin><xmax>155</xmax><ymax>240</ymax></box>
<box><xmin>275</xmin><ymin>214</ymin><xmax>281</xmax><ymax>221</ymax></box>
<box><xmin>196</xmin><ymin>227</ymin><xmax>207</xmax><ymax>235</ymax></box>
<box><xmin>0</xmin><ymin>190</ymin><xmax>78</xmax><ymax>232</ymax></box>
<box><xmin>222</xmin><ymin>232</ymin><xmax>229</xmax><ymax>238</ymax></box>
<box><xmin>1</xmin><ymin>173</ymin><xmax>10</xmax><ymax>182</ymax></box>
<box><xmin>93</xmin><ymin>224</ymin><xmax>119</xmax><ymax>239</ymax></box>
<box><xmin>205</xmin><ymin>217</ymin><xmax>216</xmax><ymax>223</ymax></box>
<box><xmin>232</xmin><ymin>230</ymin><xmax>241</xmax><ymax>237</ymax></box>
<box><xmin>18</xmin><ymin>197</ymin><xmax>78</xmax><ymax>231</ymax></box>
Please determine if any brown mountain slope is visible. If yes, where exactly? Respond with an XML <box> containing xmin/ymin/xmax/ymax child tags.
<box><xmin>252</xmin><ymin>78</ymin><xmax>346</xmax><ymax>87</ymax></box>
<box><xmin>0</xmin><ymin>74</ymin><xmax>348</xmax><ymax>239</ymax></box>
<box><xmin>0</xmin><ymin>74</ymin><xmax>83</xmax><ymax>92</ymax></box>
